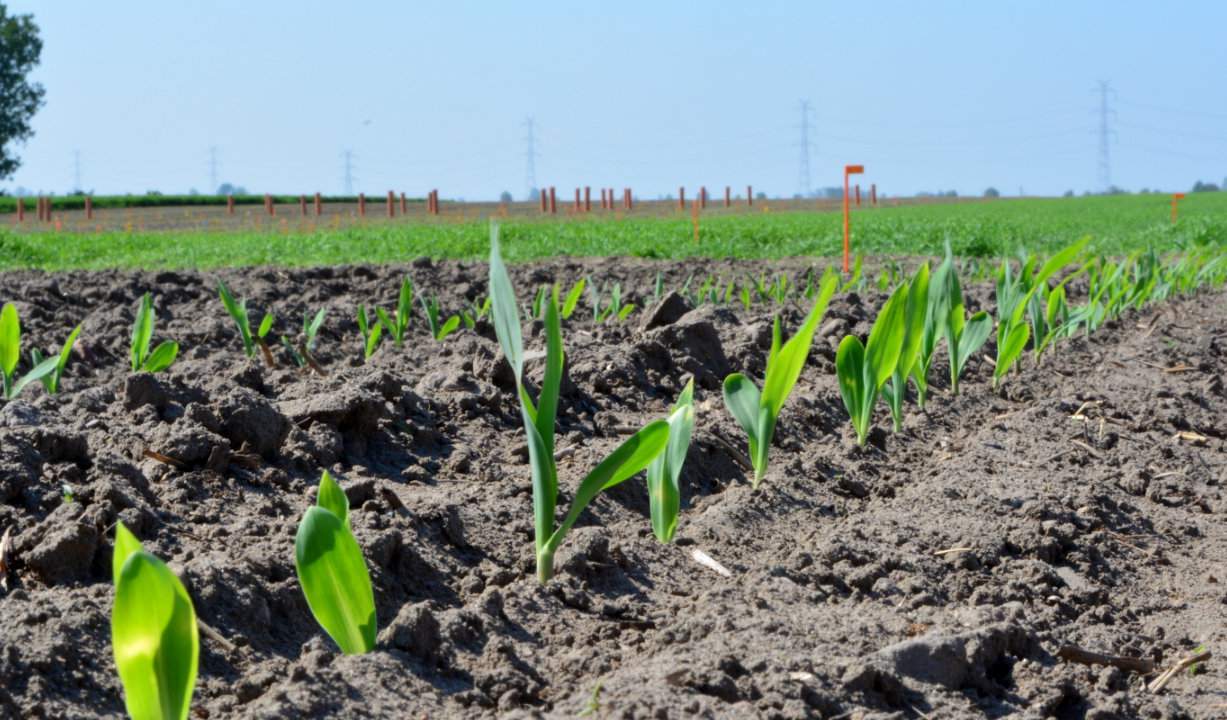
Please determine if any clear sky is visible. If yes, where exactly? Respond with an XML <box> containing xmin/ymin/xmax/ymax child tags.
<box><xmin>3</xmin><ymin>0</ymin><xmax>1226</xmax><ymax>200</ymax></box>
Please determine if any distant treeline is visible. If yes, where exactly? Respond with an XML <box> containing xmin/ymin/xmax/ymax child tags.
<box><xmin>0</xmin><ymin>194</ymin><xmax>419</xmax><ymax>214</ymax></box>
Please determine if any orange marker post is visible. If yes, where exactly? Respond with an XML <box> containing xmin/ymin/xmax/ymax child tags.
<box><xmin>540</xmin><ymin>191</ymin><xmax>548</xmax><ymax>214</ymax></box>
<box><xmin>843</xmin><ymin>164</ymin><xmax>864</xmax><ymax>274</ymax></box>
<box><xmin>314</xmin><ymin>192</ymin><xmax>323</xmax><ymax>216</ymax></box>
<box><xmin>15</xmin><ymin>197</ymin><xmax>23</xmax><ymax>222</ymax></box>
<box><xmin>1171</xmin><ymin>193</ymin><xmax>1186</xmax><ymax>224</ymax></box>
<box><xmin>300</xmin><ymin>195</ymin><xmax>308</xmax><ymax>217</ymax></box>
<box><xmin>678</xmin><ymin>187</ymin><xmax>685</xmax><ymax>211</ymax></box>
<box><xmin>747</xmin><ymin>185</ymin><xmax>753</xmax><ymax>206</ymax></box>
<box><xmin>871</xmin><ymin>183</ymin><xmax>877</xmax><ymax>206</ymax></box>
<box><xmin>358</xmin><ymin>193</ymin><xmax>366</xmax><ymax>217</ymax></box>
<box><xmin>85</xmin><ymin>196</ymin><xmax>94</xmax><ymax>220</ymax></box>
<box><xmin>855</xmin><ymin>184</ymin><xmax>861</xmax><ymax>207</ymax></box>
<box><xmin>400</xmin><ymin>192</ymin><xmax>407</xmax><ymax>214</ymax></box>
<box><xmin>584</xmin><ymin>186</ymin><xmax>591</xmax><ymax>213</ymax></box>
<box><xmin>227</xmin><ymin>194</ymin><xmax>235</xmax><ymax>216</ymax></box>
<box><xmin>548</xmin><ymin>186</ymin><xmax>556</xmax><ymax>214</ymax></box>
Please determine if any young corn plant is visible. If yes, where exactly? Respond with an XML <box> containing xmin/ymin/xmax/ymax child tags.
<box><xmin>646</xmin><ymin>380</ymin><xmax>696</xmax><ymax>543</ymax></box>
<box><xmin>723</xmin><ymin>268</ymin><xmax>839</xmax><ymax>487</ymax></box>
<box><xmin>935</xmin><ymin>250</ymin><xmax>992</xmax><ymax>396</ymax></box>
<box><xmin>909</xmin><ymin>258</ymin><xmax>950</xmax><ymax>410</ymax></box>
<box><xmin>355</xmin><ymin>306</ymin><xmax>383</xmax><ymax>360</ymax></box>
<box><xmin>881</xmin><ymin>264</ymin><xmax>930</xmax><ymax>432</ymax></box>
<box><xmin>217</xmin><ymin>281</ymin><xmax>273</xmax><ymax>365</ymax></box>
<box><xmin>560</xmin><ymin>279</ymin><xmax>585</xmax><ymax>320</ymax></box>
<box><xmin>375</xmin><ymin>277</ymin><xmax>413</xmax><ymax>347</ymax></box>
<box><xmin>0</xmin><ymin>303</ymin><xmax>61</xmax><ymax>400</ymax></box>
<box><xmin>836</xmin><ymin>284</ymin><xmax>908</xmax><ymax>445</ymax></box>
<box><xmin>282</xmin><ymin>308</ymin><xmax>326</xmax><ymax>370</ymax></box>
<box><xmin>489</xmin><ymin>230</ymin><xmax>669</xmax><ymax>583</ymax></box>
<box><xmin>992</xmin><ymin>238</ymin><xmax>1088</xmax><ymax>388</ymax></box>
<box><xmin>31</xmin><ymin>323</ymin><xmax>83</xmax><ymax>395</ymax></box>
<box><xmin>419</xmin><ymin>295</ymin><xmax>460</xmax><ymax>341</ymax></box>
<box><xmin>461</xmin><ymin>296</ymin><xmax>492</xmax><ymax>329</ymax></box>
<box><xmin>111</xmin><ymin>522</ymin><xmax>199</xmax><ymax>720</ymax></box>
<box><xmin>295</xmin><ymin>470</ymin><xmax>377</xmax><ymax>654</ymax></box>
<box><xmin>130</xmin><ymin>293</ymin><xmax>179</xmax><ymax>374</ymax></box>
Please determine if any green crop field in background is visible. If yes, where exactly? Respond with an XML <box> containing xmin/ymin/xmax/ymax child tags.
<box><xmin>1</xmin><ymin>192</ymin><xmax>1224</xmax><ymax>271</ymax></box>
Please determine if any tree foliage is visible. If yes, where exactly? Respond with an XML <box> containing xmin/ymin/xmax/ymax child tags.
<box><xmin>0</xmin><ymin>5</ymin><xmax>45</xmax><ymax>180</ymax></box>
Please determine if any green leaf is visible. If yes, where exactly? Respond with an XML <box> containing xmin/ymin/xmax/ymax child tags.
<box><xmin>616</xmin><ymin>304</ymin><xmax>635</xmax><ymax>322</ymax></box>
<box><xmin>8</xmin><ymin>355</ymin><xmax>59</xmax><ymax>399</ymax></box>
<box><xmin>131</xmin><ymin>294</ymin><xmax>154</xmax><ymax>371</ymax></box>
<box><xmin>295</xmin><ymin>506</ymin><xmax>377</xmax><ymax>654</ymax></box>
<box><xmin>722</xmin><ymin>373</ymin><xmax>762</xmax><ymax>443</ymax></box>
<box><xmin>521</xmin><ymin>402</ymin><xmax>557</xmax><ymax>561</ymax></box>
<box><xmin>541</xmin><ymin>419</ymin><xmax>669</xmax><ymax>564</ymax></box>
<box><xmin>142</xmin><ymin>341</ymin><xmax>179</xmax><ymax>373</ymax></box>
<box><xmin>647</xmin><ymin>380</ymin><xmax>696</xmax><ymax>543</ymax></box>
<box><xmin>760</xmin><ymin>271</ymin><xmax>837</xmax><ymax>419</ymax></box>
<box><xmin>316</xmin><ymin>470</ymin><xmax>349</xmax><ymax>528</ymax></box>
<box><xmin>305</xmin><ymin>308</ymin><xmax>326</xmax><ymax>342</ymax></box>
<box><xmin>364</xmin><ymin>322</ymin><xmax>382</xmax><ymax>359</ymax></box>
<box><xmin>536</xmin><ymin>298</ymin><xmax>564</xmax><ymax>457</ymax></box>
<box><xmin>374</xmin><ymin>307</ymin><xmax>396</xmax><ymax>343</ymax></box>
<box><xmin>218</xmin><ymin>281</ymin><xmax>253</xmax><ymax>357</ymax></box>
<box><xmin>488</xmin><ymin>226</ymin><xmax>524</xmax><ymax>382</ymax></box>
<box><xmin>895</xmin><ymin>264</ymin><xmax>930</xmax><ymax>379</ymax></box>
<box><xmin>112</xmin><ymin>521</ymin><xmax>144</xmax><ymax>587</ymax></box>
<box><xmin>47</xmin><ymin>324</ymin><xmax>82</xmax><ymax>394</ymax></box>
<box><xmin>1033</xmin><ymin>236</ymin><xmax>1090</xmax><ymax>286</ymax></box>
<box><xmin>993</xmin><ymin>322</ymin><xmax>1030</xmax><ymax>384</ymax></box>
<box><xmin>958</xmin><ymin>311</ymin><xmax>993</xmax><ymax>371</ymax></box>
<box><xmin>561</xmin><ymin>278</ymin><xmax>586</xmax><ymax>319</ymax></box>
<box><xmin>397</xmin><ymin>277</ymin><xmax>414</xmax><ymax>332</ymax></box>
<box><xmin>0</xmin><ymin>303</ymin><xmax>18</xmax><ymax>379</ymax></box>
<box><xmin>835</xmin><ymin>335</ymin><xmax>868</xmax><ymax>444</ymax></box>
<box><xmin>435</xmin><ymin>315</ymin><xmax>461</xmax><ymax>340</ymax></box>
<box><xmin>257</xmin><ymin>313</ymin><xmax>274</xmax><ymax>339</ymax></box>
<box><xmin>112</xmin><ymin>545</ymin><xmax>199</xmax><ymax>720</ymax></box>
<box><xmin>865</xmin><ymin>284</ymin><xmax>908</xmax><ymax>390</ymax></box>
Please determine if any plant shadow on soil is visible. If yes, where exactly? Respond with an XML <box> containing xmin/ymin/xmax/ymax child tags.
<box><xmin>0</xmin><ymin>256</ymin><xmax>1224</xmax><ymax>718</ymax></box>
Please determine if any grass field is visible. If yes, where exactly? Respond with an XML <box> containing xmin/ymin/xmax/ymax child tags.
<box><xmin>1</xmin><ymin>192</ymin><xmax>1223</xmax><ymax>271</ymax></box>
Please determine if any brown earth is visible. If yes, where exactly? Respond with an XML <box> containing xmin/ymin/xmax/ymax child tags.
<box><xmin>0</xmin><ymin>258</ymin><xmax>1223</xmax><ymax>719</ymax></box>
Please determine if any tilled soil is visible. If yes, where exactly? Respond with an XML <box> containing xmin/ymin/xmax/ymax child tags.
<box><xmin>0</xmin><ymin>258</ymin><xmax>1223</xmax><ymax>719</ymax></box>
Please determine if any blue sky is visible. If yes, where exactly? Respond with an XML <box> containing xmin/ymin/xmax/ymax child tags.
<box><xmin>4</xmin><ymin>0</ymin><xmax>1226</xmax><ymax>199</ymax></box>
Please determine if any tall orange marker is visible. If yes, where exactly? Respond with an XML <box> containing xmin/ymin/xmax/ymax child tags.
<box><xmin>1171</xmin><ymin>193</ymin><xmax>1186</xmax><ymax>223</ymax></box>
<box><xmin>843</xmin><ymin>164</ymin><xmax>864</xmax><ymax>273</ymax></box>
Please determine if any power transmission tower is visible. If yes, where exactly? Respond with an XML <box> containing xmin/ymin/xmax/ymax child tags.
<box><xmin>797</xmin><ymin>100</ymin><xmax>814</xmax><ymax>197</ymax></box>
<box><xmin>523</xmin><ymin>117</ymin><xmax>539</xmax><ymax>200</ymax></box>
<box><xmin>73</xmin><ymin>150</ymin><xmax>81</xmax><ymax>193</ymax></box>
<box><xmin>342</xmin><ymin>150</ymin><xmax>356</xmax><ymax>195</ymax></box>
<box><xmin>1095</xmin><ymin>81</ymin><xmax>1116</xmax><ymax>192</ymax></box>
<box><xmin>209</xmin><ymin>146</ymin><xmax>218</xmax><ymax>194</ymax></box>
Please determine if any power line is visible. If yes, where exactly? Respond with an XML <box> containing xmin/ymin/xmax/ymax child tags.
<box><xmin>523</xmin><ymin>117</ymin><xmax>539</xmax><ymax>200</ymax></box>
<box><xmin>1094</xmin><ymin>80</ymin><xmax>1117</xmax><ymax>192</ymax></box>
<box><xmin>797</xmin><ymin>99</ymin><xmax>813</xmax><ymax>197</ymax></box>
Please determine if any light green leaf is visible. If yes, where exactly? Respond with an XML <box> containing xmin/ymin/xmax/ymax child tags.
<box><xmin>435</xmin><ymin>315</ymin><xmax>461</xmax><ymax>340</ymax></box>
<box><xmin>648</xmin><ymin>380</ymin><xmax>695</xmax><ymax>543</ymax></box>
<box><xmin>257</xmin><ymin>313</ymin><xmax>274</xmax><ymax>339</ymax></box>
<box><xmin>722</xmin><ymin>373</ymin><xmax>762</xmax><ymax>442</ymax></box>
<box><xmin>761</xmin><ymin>270</ymin><xmax>838</xmax><ymax>418</ymax></box>
<box><xmin>112</xmin><ymin>546</ymin><xmax>199</xmax><ymax>720</ymax></box>
<box><xmin>958</xmin><ymin>311</ymin><xmax>993</xmax><ymax>370</ymax></box>
<box><xmin>865</xmin><ymin>284</ymin><xmax>908</xmax><ymax>390</ymax></box>
<box><xmin>294</xmin><ymin>506</ymin><xmax>377</xmax><ymax>654</ymax></box>
<box><xmin>316</xmin><ymin>470</ymin><xmax>349</xmax><ymax>528</ymax></box>
<box><xmin>142</xmin><ymin>341</ymin><xmax>179</xmax><ymax>373</ymax></box>
<box><xmin>8</xmin><ymin>355</ymin><xmax>58</xmax><ymax>399</ymax></box>
<box><xmin>111</xmin><ymin>521</ymin><xmax>144</xmax><ymax>587</ymax></box>
<box><xmin>994</xmin><ymin>322</ymin><xmax>1030</xmax><ymax>382</ymax></box>
<box><xmin>488</xmin><ymin>226</ymin><xmax>524</xmax><ymax>382</ymax></box>
<box><xmin>562</xmin><ymin>278</ymin><xmax>585</xmax><ymax>320</ymax></box>
<box><xmin>131</xmin><ymin>294</ymin><xmax>154</xmax><ymax>371</ymax></box>
<box><xmin>0</xmin><ymin>303</ymin><xmax>18</xmax><ymax>378</ymax></box>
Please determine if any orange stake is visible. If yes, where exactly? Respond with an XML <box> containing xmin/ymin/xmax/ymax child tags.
<box><xmin>747</xmin><ymin>185</ymin><xmax>753</xmax><ymax>206</ymax></box>
<box><xmin>843</xmin><ymin>164</ymin><xmax>864</xmax><ymax>274</ymax></box>
<box><xmin>1171</xmin><ymin>193</ymin><xmax>1186</xmax><ymax>223</ymax></box>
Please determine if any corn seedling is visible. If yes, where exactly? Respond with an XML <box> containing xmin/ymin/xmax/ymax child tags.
<box><xmin>0</xmin><ymin>304</ymin><xmax>58</xmax><ymax>400</ymax></box>
<box><xmin>31</xmin><ymin>323</ymin><xmax>83</xmax><ymax>395</ymax></box>
<box><xmin>935</xmin><ymin>247</ymin><xmax>992</xmax><ymax>396</ymax></box>
<box><xmin>374</xmin><ymin>277</ymin><xmax>413</xmax><ymax>347</ymax></box>
<box><xmin>111</xmin><ymin>522</ymin><xmax>199</xmax><ymax>720</ymax></box>
<box><xmin>217</xmin><ymin>281</ymin><xmax>268</xmax><ymax>364</ymax></box>
<box><xmin>461</xmin><ymin>296</ymin><xmax>492</xmax><ymax>329</ymax></box>
<box><xmin>419</xmin><ymin>294</ymin><xmax>460</xmax><ymax>341</ymax></box>
<box><xmin>281</xmin><ymin>308</ymin><xmax>326</xmax><ymax>370</ymax></box>
<box><xmin>561</xmin><ymin>278</ymin><xmax>585</xmax><ymax>320</ymax></box>
<box><xmin>840</xmin><ymin>254</ymin><xmax>865</xmax><ymax>293</ymax></box>
<box><xmin>130</xmin><ymin>293</ymin><xmax>179</xmax><ymax>373</ymax></box>
<box><xmin>295</xmin><ymin>471</ymin><xmax>377</xmax><ymax>654</ymax></box>
<box><xmin>355</xmin><ymin>306</ymin><xmax>383</xmax><ymax>360</ymax></box>
<box><xmin>836</xmin><ymin>284</ymin><xmax>908</xmax><ymax>445</ymax></box>
<box><xmin>489</xmin><ymin>229</ymin><xmax>669</xmax><ymax>583</ymax></box>
<box><xmin>723</xmin><ymin>268</ymin><xmax>839</xmax><ymax>487</ymax></box>
<box><xmin>992</xmin><ymin>238</ymin><xmax>1087</xmax><ymax>388</ymax></box>
<box><xmin>646</xmin><ymin>379</ymin><xmax>696</xmax><ymax>543</ymax></box>
<box><xmin>881</xmin><ymin>264</ymin><xmax>930</xmax><ymax>432</ymax></box>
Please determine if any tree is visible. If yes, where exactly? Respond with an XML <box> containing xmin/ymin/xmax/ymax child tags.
<box><xmin>0</xmin><ymin>6</ymin><xmax>45</xmax><ymax>180</ymax></box>
<box><xmin>499</xmin><ymin>191</ymin><xmax>513</xmax><ymax>203</ymax></box>
<box><xmin>1192</xmin><ymin>180</ymin><xmax>1220</xmax><ymax>193</ymax></box>
<box><xmin>983</xmin><ymin>187</ymin><xmax>1000</xmax><ymax>198</ymax></box>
